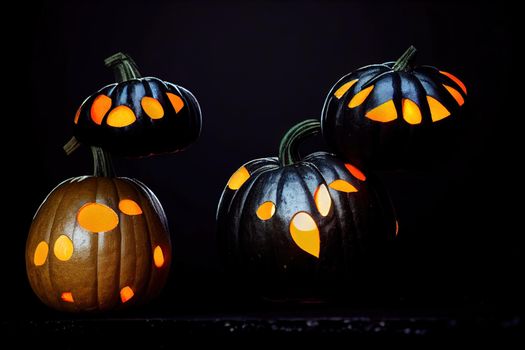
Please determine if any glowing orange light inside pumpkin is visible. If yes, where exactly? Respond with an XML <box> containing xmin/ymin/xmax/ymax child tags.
<box><xmin>118</xmin><ymin>199</ymin><xmax>143</xmax><ymax>216</ymax></box>
<box><xmin>402</xmin><ymin>98</ymin><xmax>422</xmax><ymax>125</ymax></box>
<box><xmin>349</xmin><ymin>85</ymin><xmax>374</xmax><ymax>108</ymax></box>
<box><xmin>227</xmin><ymin>166</ymin><xmax>250</xmax><ymax>190</ymax></box>
<box><xmin>333</xmin><ymin>79</ymin><xmax>358</xmax><ymax>99</ymax></box>
<box><xmin>443</xmin><ymin>85</ymin><xmax>465</xmax><ymax>106</ymax></box>
<box><xmin>256</xmin><ymin>201</ymin><xmax>276</xmax><ymax>220</ymax></box>
<box><xmin>53</xmin><ymin>235</ymin><xmax>74</xmax><ymax>261</ymax></box>
<box><xmin>329</xmin><ymin>179</ymin><xmax>358</xmax><ymax>193</ymax></box>
<box><xmin>344</xmin><ymin>163</ymin><xmax>366</xmax><ymax>181</ymax></box>
<box><xmin>90</xmin><ymin>95</ymin><xmax>112</xmax><ymax>125</ymax></box>
<box><xmin>153</xmin><ymin>246</ymin><xmax>165</xmax><ymax>268</ymax></box>
<box><xmin>314</xmin><ymin>184</ymin><xmax>331</xmax><ymax>217</ymax></box>
<box><xmin>166</xmin><ymin>93</ymin><xmax>184</xmax><ymax>113</ymax></box>
<box><xmin>427</xmin><ymin>96</ymin><xmax>450</xmax><ymax>122</ymax></box>
<box><xmin>77</xmin><ymin>203</ymin><xmax>119</xmax><ymax>233</ymax></box>
<box><xmin>74</xmin><ymin>107</ymin><xmax>81</xmax><ymax>124</ymax></box>
<box><xmin>61</xmin><ymin>292</ymin><xmax>74</xmax><ymax>303</ymax></box>
<box><xmin>34</xmin><ymin>241</ymin><xmax>49</xmax><ymax>266</ymax></box>
<box><xmin>120</xmin><ymin>286</ymin><xmax>134</xmax><ymax>303</ymax></box>
<box><xmin>440</xmin><ymin>71</ymin><xmax>467</xmax><ymax>94</ymax></box>
<box><xmin>290</xmin><ymin>212</ymin><xmax>320</xmax><ymax>258</ymax></box>
<box><xmin>106</xmin><ymin>105</ymin><xmax>136</xmax><ymax>127</ymax></box>
<box><xmin>395</xmin><ymin>220</ymin><xmax>399</xmax><ymax>236</ymax></box>
<box><xmin>141</xmin><ymin>97</ymin><xmax>165</xmax><ymax>119</ymax></box>
<box><xmin>366</xmin><ymin>99</ymin><xmax>397</xmax><ymax>122</ymax></box>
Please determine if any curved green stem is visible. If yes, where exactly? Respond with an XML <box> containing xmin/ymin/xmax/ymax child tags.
<box><xmin>91</xmin><ymin>146</ymin><xmax>115</xmax><ymax>177</ymax></box>
<box><xmin>392</xmin><ymin>45</ymin><xmax>417</xmax><ymax>72</ymax></box>
<box><xmin>279</xmin><ymin>119</ymin><xmax>321</xmax><ymax>166</ymax></box>
<box><xmin>104</xmin><ymin>52</ymin><xmax>141</xmax><ymax>82</ymax></box>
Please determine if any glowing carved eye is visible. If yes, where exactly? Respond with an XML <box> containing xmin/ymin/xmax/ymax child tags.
<box><xmin>154</xmin><ymin>246</ymin><xmax>165</xmax><ymax>268</ymax></box>
<box><xmin>290</xmin><ymin>212</ymin><xmax>320</xmax><ymax>258</ymax></box>
<box><xmin>366</xmin><ymin>100</ymin><xmax>397</xmax><ymax>122</ymax></box>
<box><xmin>54</xmin><ymin>235</ymin><xmax>73</xmax><ymax>261</ymax></box>
<box><xmin>90</xmin><ymin>95</ymin><xmax>112</xmax><ymax>125</ymax></box>
<box><xmin>119</xmin><ymin>199</ymin><xmax>143</xmax><ymax>215</ymax></box>
<box><xmin>166</xmin><ymin>93</ymin><xmax>184</xmax><ymax>113</ymax></box>
<box><xmin>402</xmin><ymin>98</ymin><xmax>422</xmax><ymax>124</ymax></box>
<box><xmin>333</xmin><ymin>79</ymin><xmax>358</xmax><ymax>99</ymax></box>
<box><xmin>344</xmin><ymin>163</ymin><xmax>366</xmax><ymax>181</ymax></box>
<box><xmin>329</xmin><ymin>180</ymin><xmax>358</xmax><ymax>193</ymax></box>
<box><xmin>443</xmin><ymin>85</ymin><xmax>465</xmax><ymax>106</ymax></box>
<box><xmin>427</xmin><ymin>96</ymin><xmax>450</xmax><ymax>122</ymax></box>
<box><xmin>106</xmin><ymin>106</ymin><xmax>136</xmax><ymax>127</ymax></box>
<box><xmin>77</xmin><ymin>203</ymin><xmax>119</xmax><ymax>233</ymax></box>
<box><xmin>227</xmin><ymin>166</ymin><xmax>250</xmax><ymax>190</ymax></box>
<box><xmin>120</xmin><ymin>286</ymin><xmax>134</xmax><ymax>303</ymax></box>
<box><xmin>74</xmin><ymin>107</ymin><xmax>81</xmax><ymax>124</ymax></box>
<box><xmin>440</xmin><ymin>71</ymin><xmax>467</xmax><ymax>94</ymax></box>
<box><xmin>256</xmin><ymin>201</ymin><xmax>276</xmax><ymax>220</ymax></box>
<box><xmin>61</xmin><ymin>292</ymin><xmax>74</xmax><ymax>303</ymax></box>
<box><xmin>141</xmin><ymin>97</ymin><xmax>165</xmax><ymax>119</ymax></box>
<box><xmin>314</xmin><ymin>184</ymin><xmax>331</xmax><ymax>217</ymax></box>
<box><xmin>33</xmin><ymin>241</ymin><xmax>49</xmax><ymax>266</ymax></box>
<box><xmin>349</xmin><ymin>85</ymin><xmax>374</xmax><ymax>108</ymax></box>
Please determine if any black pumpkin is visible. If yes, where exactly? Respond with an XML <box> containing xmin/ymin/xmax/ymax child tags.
<box><xmin>321</xmin><ymin>46</ymin><xmax>467</xmax><ymax>169</ymax></box>
<box><xmin>217</xmin><ymin>120</ymin><xmax>396</xmax><ymax>296</ymax></box>
<box><xmin>70</xmin><ymin>53</ymin><xmax>201</xmax><ymax>157</ymax></box>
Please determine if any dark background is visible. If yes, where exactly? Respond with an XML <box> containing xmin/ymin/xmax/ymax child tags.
<box><xmin>6</xmin><ymin>0</ymin><xmax>519</xmax><ymax>324</ymax></box>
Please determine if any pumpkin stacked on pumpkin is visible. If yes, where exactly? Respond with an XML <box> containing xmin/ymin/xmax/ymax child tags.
<box><xmin>26</xmin><ymin>53</ymin><xmax>201</xmax><ymax>312</ymax></box>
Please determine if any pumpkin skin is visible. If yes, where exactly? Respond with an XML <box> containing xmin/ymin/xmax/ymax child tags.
<box><xmin>321</xmin><ymin>46</ymin><xmax>467</xmax><ymax>169</ymax></box>
<box><xmin>26</xmin><ymin>175</ymin><xmax>171</xmax><ymax>312</ymax></box>
<box><xmin>217</xmin><ymin>121</ymin><xmax>396</xmax><ymax>295</ymax></box>
<box><xmin>73</xmin><ymin>53</ymin><xmax>201</xmax><ymax>157</ymax></box>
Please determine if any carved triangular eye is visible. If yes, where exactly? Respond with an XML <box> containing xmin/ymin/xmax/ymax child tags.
<box><xmin>290</xmin><ymin>212</ymin><xmax>320</xmax><ymax>258</ymax></box>
<box><xmin>427</xmin><ymin>96</ymin><xmax>450</xmax><ymax>122</ymax></box>
<box><xmin>366</xmin><ymin>99</ymin><xmax>397</xmax><ymax>122</ymax></box>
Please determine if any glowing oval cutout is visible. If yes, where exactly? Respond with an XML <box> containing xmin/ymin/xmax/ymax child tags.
<box><xmin>290</xmin><ymin>212</ymin><xmax>320</xmax><ymax>258</ymax></box>
<box><xmin>141</xmin><ymin>96</ymin><xmax>165</xmax><ymax>119</ymax></box>
<box><xmin>348</xmin><ymin>85</ymin><xmax>374</xmax><ymax>108</ymax></box>
<box><xmin>314</xmin><ymin>184</ymin><xmax>331</xmax><ymax>217</ymax></box>
<box><xmin>106</xmin><ymin>105</ymin><xmax>137</xmax><ymax>127</ymax></box>
<box><xmin>166</xmin><ymin>93</ymin><xmax>184</xmax><ymax>113</ymax></box>
<box><xmin>154</xmin><ymin>246</ymin><xmax>165</xmax><ymax>268</ymax></box>
<box><xmin>90</xmin><ymin>95</ymin><xmax>112</xmax><ymax>125</ymax></box>
<box><xmin>344</xmin><ymin>163</ymin><xmax>366</xmax><ymax>181</ymax></box>
<box><xmin>402</xmin><ymin>98</ymin><xmax>422</xmax><ymax>124</ymax></box>
<box><xmin>329</xmin><ymin>179</ymin><xmax>358</xmax><ymax>193</ymax></box>
<box><xmin>366</xmin><ymin>99</ymin><xmax>397</xmax><ymax>122</ymax></box>
<box><xmin>443</xmin><ymin>84</ymin><xmax>465</xmax><ymax>106</ymax></box>
<box><xmin>74</xmin><ymin>107</ymin><xmax>81</xmax><ymax>124</ymax></box>
<box><xmin>119</xmin><ymin>199</ymin><xmax>143</xmax><ymax>216</ymax></box>
<box><xmin>77</xmin><ymin>203</ymin><xmax>119</xmax><ymax>233</ymax></box>
<box><xmin>256</xmin><ymin>201</ymin><xmax>276</xmax><ymax>220</ymax></box>
<box><xmin>227</xmin><ymin>166</ymin><xmax>250</xmax><ymax>190</ymax></box>
<box><xmin>33</xmin><ymin>241</ymin><xmax>49</xmax><ymax>266</ymax></box>
<box><xmin>427</xmin><ymin>96</ymin><xmax>450</xmax><ymax>122</ymax></box>
<box><xmin>395</xmin><ymin>220</ymin><xmax>399</xmax><ymax>237</ymax></box>
<box><xmin>333</xmin><ymin>79</ymin><xmax>358</xmax><ymax>99</ymax></box>
<box><xmin>440</xmin><ymin>71</ymin><xmax>467</xmax><ymax>94</ymax></box>
<box><xmin>61</xmin><ymin>292</ymin><xmax>74</xmax><ymax>303</ymax></box>
<box><xmin>120</xmin><ymin>286</ymin><xmax>134</xmax><ymax>303</ymax></box>
<box><xmin>54</xmin><ymin>235</ymin><xmax>73</xmax><ymax>261</ymax></box>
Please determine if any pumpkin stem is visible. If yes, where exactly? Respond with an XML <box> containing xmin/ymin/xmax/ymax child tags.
<box><xmin>91</xmin><ymin>146</ymin><xmax>115</xmax><ymax>177</ymax></box>
<box><xmin>392</xmin><ymin>45</ymin><xmax>417</xmax><ymax>72</ymax></box>
<box><xmin>104</xmin><ymin>52</ymin><xmax>142</xmax><ymax>82</ymax></box>
<box><xmin>279</xmin><ymin>119</ymin><xmax>321</xmax><ymax>166</ymax></box>
<box><xmin>63</xmin><ymin>136</ymin><xmax>81</xmax><ymax>155</ymax></box>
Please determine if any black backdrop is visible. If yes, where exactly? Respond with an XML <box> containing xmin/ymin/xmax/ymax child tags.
<box><xmin>7</xmin><ymin>0</ymin><xmax>518</xmax><ymax>319</ymax></box>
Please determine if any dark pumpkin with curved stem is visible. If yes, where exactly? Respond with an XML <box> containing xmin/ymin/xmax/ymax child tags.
<box><xmin>67</xmin><ymin>52</ymin><xmax>202</xmax><ymax>157</ymax></box>
<box><xmin>321</xmin><ymin>46</ymin><xmax>467</xmax><ymax>169</ymax></box>
<box><xmin>26</xmin><ymin>147</ymin><xmax>171</xmax><ymax>312</ymax></box>
<box><xmin>217</xmin><ymin>120</ymin><xmax>396</xmax><ymax>295</ymax></box>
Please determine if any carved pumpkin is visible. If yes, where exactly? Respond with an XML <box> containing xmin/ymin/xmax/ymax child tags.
<box><xmin>217</xmin><ymin>120</ymin><xmax>396</xmax><ymax>295</ymax></box>
<box><xmin>321</xmin><ymin>46</ymin><xmax>467</xmax><ymax>169</ymax></box>
<box><xmin>67</xmin><ymin>52</ymin><xmax>201</xmax><ymax>157</ymax></box>
<box><xmin>26</xmin><ymin>148</ymin><xmax>171</xmax><ymax>312</ymax></box>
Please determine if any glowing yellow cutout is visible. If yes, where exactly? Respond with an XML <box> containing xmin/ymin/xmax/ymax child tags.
<box><xmin>74</xmin><ymin>107</ymin><xmax>81</xmax><ymax>124</ymax></box>
<box><xmin>402</xmin><ymin>98</ymin><xmax>422</xmax><ymax>124</ymax></box>
<box><xmin>427</xmin><ymin>96</ymin><xmax>450</xmax><ymax>122</ymax></box>
<box><xmin>440</xmin><ymin>71</ymin><xmax>467</xmax><ymax>94</ymax></box>
<box><xmin>314</xmin><ymin>184</ymin><xmax>331</xmax><ymax>217</ymax></box>
<box><xmin>33</xmin><ymin>241</ymin><xmax>49</xmax><ymax>266</ymax></box>
<box><xmin>77</xmin><ymin>203</ymin><xmax>119</xmax><ymax>233</ymax></box>
<box><xmin>166</xmin><ymin>93</ymin><xmax>184</xmax><ymax>113</ymax></box>
<box><xmin>61</xmin><ymin>292</ymin><xmax>74</xmax><ymax>303</ymax></box>
<box><xmin>256</xmin><ymin>201</ymin><xmax>276</xmax><ymax>220</ymax></box>
<box><xmin>106</xmin><ymin>106</ymin><xmax>137</xmax><ymax>127</ymax></box>
<box><xmin>344</xmin><ymin>163</ymin><xmax>366</xmax><ymax>181</ymax></box>
<box><xmin>154</xmin><ymin>246</ymin><xmax>165</xmax><ymax>268</ymax></box>
<box><xmin>141</xmin><ymin>97</ymin><xmax>165</xmax><ymax>119</ymax></box>
<box><xmin>366</xmin><ymin>100</ymin><xmax>397</xmax><ymax>122</ymax></box>
<box><xmin>329</xmin><ymin>179</ymin><xmax>358</xmax><ymax>193</ymax></box>
<box><xmin>348</xmin><ymin>85</ymin><xmax>374</xmax><ymax>108</ymax></box>
<box><xmin>54</xmin><ymin>235</ymin><xmax>73</xmax><ymax>261</ymax></box>
<box><xmin>119</xmin><ymin>199</ymin><xmax>143</xmax><ymax>216</ymax></box>
<box><xmin>90</xmin><ymin>95</ymin><xmax>112</xmax><ymax>125</ymax></box>
<box><xmin>443</xmin><ymin>85</ymin><xmax>465</xmax><ymax>106</ymax></box>
<box><xmin>290</xmin><ymin>212</ymin><xmax>320</xmax><ymax>258</ymax></box>
<box><xmin>120</xmin><ymin>286</ymin><xmax>134</xmax><ymax>303</ymax></box>
<box><xmin>227</xmin><ymin>166</ymin><xmax>250</xmax><ymax>190</ymax></box>
<box><xmin>333</xmin><ymin>79</ymin><xmax>358</xmax><ymax>99</ymax></box>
